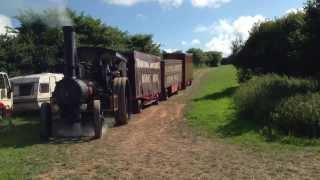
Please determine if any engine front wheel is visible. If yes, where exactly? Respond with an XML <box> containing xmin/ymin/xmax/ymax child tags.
<box><xmin>93</xmin><ymin>100</ymin><xmax>103</xmax><ymax>139</ymax></box>
<box><xmin>40</xmin><ymin>103</ymin><xmax>52</xmax><ymax>141</ymax></box>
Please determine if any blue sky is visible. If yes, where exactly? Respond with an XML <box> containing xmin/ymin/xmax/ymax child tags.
<box><xmin>1</xmin><ymin>0</ymin><xmax>305</xmax><ymax>56</ymax></box>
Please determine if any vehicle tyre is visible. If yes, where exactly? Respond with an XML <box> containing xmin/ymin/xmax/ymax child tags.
<box><xmin>134</xmin><ymin>100</ymin><xmax>143</xmax><ymax>113</ymax></box>
<box><xmin>93</xmin><ymin>100</ymin><xmax>103</xmax><ymax>139</ymax></box>
<box><xmin>114</xmin><ymin>78</ymin><xmax>129</xmax><ymax>125</ymax></box>
<box><xmin>40</xmin><ymin>103</ymin><xmax>52</xmax><ymax>141</ymax></box>
<box><xmin>154</xmin><ymin>98</ymin><xmax>159</xmax><ymax>105</ymax></box>
<box><xmin>161</xmin><ymin>90</ymin><xmax>168</xmax><ymax>101</ymax></box>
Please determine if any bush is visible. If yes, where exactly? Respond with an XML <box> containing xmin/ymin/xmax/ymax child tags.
<box><xmin>272</xmin><ymin>93</ymin><xmax>320</xmax><ymax>137</ymax></box>
<box><xmin>236</xmin><ymin>68</ymin><xmax>253</xmax><ymax>83</ymax></box>
<box><xmin>233</xmin><ymin>74</ymin><xmax>319</xmax><ymax>127</ymax></box>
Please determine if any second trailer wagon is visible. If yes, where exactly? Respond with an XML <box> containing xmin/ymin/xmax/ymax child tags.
<box><xmin>124</xmin><ymin>51</ymin><xmax>161</xmax><ymax>113</ymax></box>
<box><xmin>160</xmin><ymin>59</ymin><xmax>183</xmax><ymax>100</ymax></box>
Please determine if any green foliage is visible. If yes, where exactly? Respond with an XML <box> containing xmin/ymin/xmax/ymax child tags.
<box><xmin>186</xmin><ymin>48</ymin><xmax>208</xmax><ymax>66</ymax></box>
<box><xmin>233</xmin><ymin>74</ymin><xmax>320</xmax><ymax>137</ymax></box>
<box><xmin>233</xmin><ymin>12</ymin><xmax>307</xmax><ymax>78</ymax></box>
<box><xmin>0</xmin><ymin>8</ymin><xmax>161</xmax><ymax>76</ymax></box>
<box><xmin>127</xmin><ymin>34</ymin><xmax>161</xmax><ymax>55</ymax></box>
<box><xmin>272</xmin><ymin>92</ymin><xmax>320</xmax><ymax>137</ymax></box>
<box><xmin>236</xmin><ymin>68</ymin><xmax>253</xmax><ymax>83</ymax></box>
<box><xmin>187</xmin><ymin>66</ymin><xmax>320</xmax><ymax>148</ymax></box>
<box><xmin>232</xmin><ymin>0</ymin><xmax>320</xmax><ymax>80</ymax></box>
<box><xmin>205</xmin><ymin>51</ymin><xmax>222</xmax><ymax>67</ymax></box>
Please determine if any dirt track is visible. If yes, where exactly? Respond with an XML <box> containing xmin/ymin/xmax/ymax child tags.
<box><xmin>40</xmin><ymin>69</ymin><xmax>320</xmax><ymax>180</ymax></box>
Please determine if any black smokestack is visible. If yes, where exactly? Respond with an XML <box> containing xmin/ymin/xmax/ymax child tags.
<box><xmin>63</xmin><ymin>26</ymin><xmax>77</xmax><ymax>78</ymax></box>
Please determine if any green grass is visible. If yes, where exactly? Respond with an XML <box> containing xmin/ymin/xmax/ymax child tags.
<box><xmin>186</xmin><ymin>65</ymin><xmax>320</xmax><ymax>151</ymax></box>
<box><xmin>0</xmin><ymin>115</ymin><xmax>71</xmax><ymax>179</ymax></box>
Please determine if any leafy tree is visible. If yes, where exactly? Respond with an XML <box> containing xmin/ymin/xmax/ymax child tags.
<box><xmin>127</xmin><ymin>34</ymin><xmax>161</xmax><ymax>55</ymax></box>
<box><xmin>232</xmin><ymin>11</ymin><xmax>307</xmax><ymax>79</ymax></box>
<box><xmin>205</xmin><ymin>51</ymin><xmax>222</xmax><ymax>67</ymax></box>
<box><xmin>303</xmin><ymin>0</ymin><xmax>320</xmax><ymax>77</ymax></box>
<box><xmin>0</xmin><ymin>8</ymin><xmax>161</xmax><ymax>76</ymax></box>
<box><xmin>186</xmin><ymin>48</ymin><xmax>208</xmax><ymax>66</ymax></box>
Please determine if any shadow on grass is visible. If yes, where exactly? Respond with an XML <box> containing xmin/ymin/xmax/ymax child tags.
<box><xmin>193</xmin><ymin>86</ymin><xmax>238</xmax><ymax>102</ymax></box>
<box><xmin>0</xmin><ymin>117</ymin><xmax>42</xmax><ymax>148</ymax></box>
<box><xmin>0</xmin><ymin>114</ymin><xmax>97</xmax><ymax>149</ymax></box>
<box><xmin>216</xmin><ymin>112</ymin><xmax>262</xmax><ymax>137</ymax></box>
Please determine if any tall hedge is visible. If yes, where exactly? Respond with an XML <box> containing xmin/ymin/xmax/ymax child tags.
<box><xmin>232</xmin><ymin>0</ymin><xmax>320</xmax><ymax>80</ymax></box>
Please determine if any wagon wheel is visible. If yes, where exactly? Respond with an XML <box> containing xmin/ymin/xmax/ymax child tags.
<box><xmin>93</xmin><ymin>100</ymin><xmax>103</xmax><ymax>139</ymax></box>
<box><xmin>40</xmin><ymin>103</ymin><xmax>52</xmax><ymax>141</ymax></box>
<box><xmin>161</xmin><ymin>90</ymin><xmax>168</xmax><ymax>101</ymax></box>
<box><xmin>114</xmin><ymin>77</ymin><xmax>129</xmax><ymax>125</ymax></box>
<box><xmin>134</xmin><ymin>99</ymin><xmax>143</xmax><ymax>114</ymax></box>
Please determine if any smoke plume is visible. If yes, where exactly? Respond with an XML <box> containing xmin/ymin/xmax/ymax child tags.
<box><xmin>1</xmin><ymin>0</ymin><xmax>73</xmax><ymax>28</ymax></box>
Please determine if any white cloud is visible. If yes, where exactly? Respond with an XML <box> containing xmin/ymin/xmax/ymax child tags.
<box><xmin>191</xmin><ymin>38</ymin><xmax>201</xmax><ymax>45</ymax></box>
<box><xmin>191</xmin><ymin>0</ymin><xmax>231</xmax><ymax>8</ymax></box>
<box><xmin>159</xmin><ymin>0</ymin><xmax>183</xmax><ymax>8</ymax></box>
<box><xmin>0</xmin><ymin>14</ymin><xmax>13</xmax><ymax>35</ymax></box>
<box><xmin>136</xmin><ymin>13</ymin><xmax>147</xmax><ymax>20</ymax></box>
<box><xmin>104</xmin><ymin>0</ymin><xmax>231</xmax><ymax>8</ymax></box>
<box><xmin>285</xmin><ymin>8</ymin><xmax>303</xmax><ymax>15</ymax></box>
<box><xmin>193</xmin><ymin>25</ymin><xmax>209</xmax><ymax>32</ymax></box>
<box><xmin>204</xmin><ymin>15</ymin><xmax>265</xmax><ymax>57</ymax></box>
<box><xmin>104</xmin><ymin>0</ymin><xmax>183</xmax><ymax>8</ymax></box>
<box><xmin>163</xmin><ymin>48</ymin><xmax>179</xmax><ymax>53</ymax></box>
<box><xmin>181</xmin><ymin>41</ymin><xmax>187</xmax><ymax>45</ymax></box>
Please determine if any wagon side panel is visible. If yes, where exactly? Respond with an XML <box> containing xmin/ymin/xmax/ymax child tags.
<box><xmin>132</xmin><ymin>51</ymin><xmax>161</xmax><ymax>101</ymax></box>
<box><xmin>185</xmin><ymin>54</ymin><xmax>193</xmax><ymax>86</ymax></box>
<box><xmin>163</xmin><ymin>60</ymin><xmax>183</xmax><ymax>93</ymax></box>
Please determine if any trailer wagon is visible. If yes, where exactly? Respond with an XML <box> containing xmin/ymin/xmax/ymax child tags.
<box><xmin>125</xmin><ymin>51</ymin><xmax>161</xmax><ymax>113</ymax></box>
<box><xmin>160</xmin><ymin>59</ymin><xmax>183</xmax><ymax>100</ymax></box>
<box><xmin>163</xmin><ymin>53</ymin><xmax>193</xmax><ymax>89</ymax></box>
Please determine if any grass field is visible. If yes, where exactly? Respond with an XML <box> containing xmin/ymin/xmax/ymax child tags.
<box><xmin>0</xmin><ymin>115</ymin><xmax>71</xmax><ymax>179</ymax></box>
<box><xmin>186</xmin><ymin>65</ymin><xmax>320</xmax><ymax>151</ymax></box>
<box><xmin>1</xmin><ymin>65</ymin><xmax>320</xmax><ymax>179</ymax></box>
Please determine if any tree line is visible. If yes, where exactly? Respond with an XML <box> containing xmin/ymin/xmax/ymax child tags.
<box><xmin>0</xmin><ymin>9</ymin><xmax>161</xmax><ymax>76</ymax></box>
<box><xmin>185</xmin><ymin>48</ymin><xmax>223</xmax><ymax>67</ymax></box>
<box><xmin>230</xmin><ymin>0</ymin><xmax>320</xmax><ymax>81</ymax></box>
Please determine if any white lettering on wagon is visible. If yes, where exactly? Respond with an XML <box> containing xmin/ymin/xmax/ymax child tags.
<box><xmin>141</xmin><ymin>74</ymin><xmax>160</xmax><ymax>83</ymax></box>
<box><xmin>136</xmin><ymin>58</ymin><xmax>160</xmax><ymax>69</ymax></box>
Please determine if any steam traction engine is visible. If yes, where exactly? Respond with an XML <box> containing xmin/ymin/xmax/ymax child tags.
<box><xmin>40</xmin><ymin>26</ymin><xmax>130</xmax><ymax>140</ymax></box>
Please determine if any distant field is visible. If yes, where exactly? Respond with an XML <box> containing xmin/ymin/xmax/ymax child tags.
<box><xmin>186</xmin><ymin>65</ymin><xmax>320</xmax><ymax>151</ymax></box>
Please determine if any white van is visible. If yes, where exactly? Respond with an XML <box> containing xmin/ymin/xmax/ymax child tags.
<box><xmin>10</xmin><ymin>73</ymin><xmax>64</xmax><ymax>112</ymax></box>
<box><xmin>0</xmin><ymin>72</ymin><xmax>13</xmax><ymax>117</ymax></box>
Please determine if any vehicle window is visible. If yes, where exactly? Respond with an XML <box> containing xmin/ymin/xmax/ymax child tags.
<box><xmin>0</xmin><ymin>75</ymin><xmax>5</xmax><ymax>89</ymax></box>
<box><xmin>4</xmin><ymin>74</ymin><xmax>10</xmax><ymax>89</ymax></box>
<box><xmin>13</xmin><ymin>85</ymin><xmax>19</xmax><ymax>97</ymax></box>
<box><xmin>40</xmin><ymin>83</ymin><xmax>49</xmax><ymax>93</ymax></box>
<box><xmin>19</xmin><ymin>83</ymin><xmax>34</xmax><ymax>96</ymax></box>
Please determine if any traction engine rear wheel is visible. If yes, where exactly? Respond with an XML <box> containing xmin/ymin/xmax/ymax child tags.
<box><xmin>93</xmin><ymin>100</ymin><xmax>103</xmax><ymax>139</ymax></box>
<box><xmin>114</xmin><ymin>78</ymin><xmax>129</xmax><ymax>126</ymax></box>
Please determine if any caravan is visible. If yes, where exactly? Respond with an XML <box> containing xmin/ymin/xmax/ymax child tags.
<box><xmin>10</xmin><ymin>73</ymin><xmax>63</xmax><ymax>112</ymax></box>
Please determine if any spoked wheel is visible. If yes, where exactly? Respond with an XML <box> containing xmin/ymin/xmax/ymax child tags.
<box><xmin>40</xmin><ymin>103</ymin><xmax>52</xmax><ymax>141</ymax></box>
<box><xmin>114</xmin><ymin>77</ymin><xmax>130</xmax><ymax>126</ymax></box>
<box><xmin>93</xmin><ymin>100</ymin><xmax>103</xmax><ymax>139</ymax></box>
